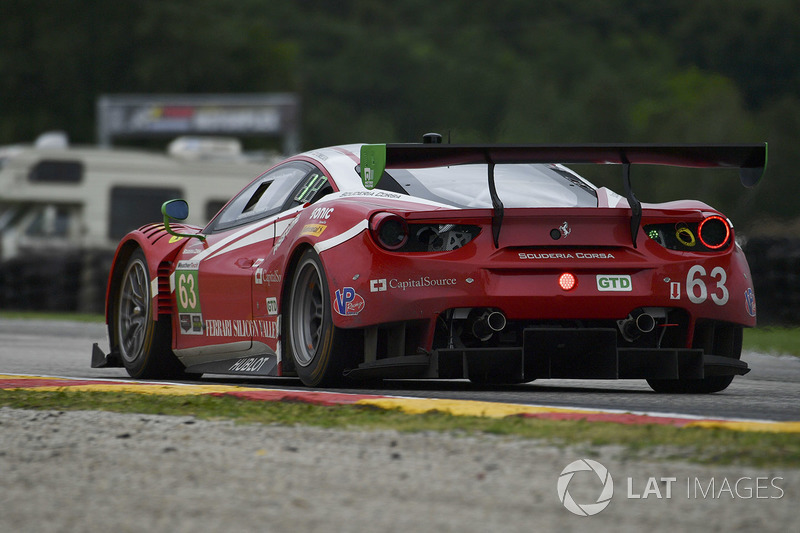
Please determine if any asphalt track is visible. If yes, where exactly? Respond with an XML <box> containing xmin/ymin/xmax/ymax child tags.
<box><xmin>1</xmin><ymin>318</ymin><xmax>799</xmax><ymax>429</ymax></box>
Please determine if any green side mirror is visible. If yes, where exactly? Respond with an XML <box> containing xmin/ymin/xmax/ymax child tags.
<box><xmin>164</xmin><ymin>199</ymin><xmax>189</xmax><ymax>220</ymax></box>
<box><xmin>161</xmin><ymin>199</ymin><xmax>205</xmax><ymax>242</ymax></box>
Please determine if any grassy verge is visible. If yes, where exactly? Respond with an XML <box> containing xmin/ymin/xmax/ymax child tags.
<box><xmin>1</xmin><ymin>388</ymin><xmax>797</xmax><ymax>469</ymax></box>
<box><xmin>744</xmin><ymin>327</ymin><xmax>800</xmax><ymax>357</ymax></box>
<box><xmin>0</xmin><ymin>311</ymin><xmax>104</xmax><ymax>323</ymax></box>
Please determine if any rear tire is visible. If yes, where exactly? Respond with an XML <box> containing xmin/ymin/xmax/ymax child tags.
<box><xmin>115</xmin><ymin>249</ymin><xmax>183</xmax><ymax>379</ymax></box>
<box><xmin>647</xmin><ymin>323</ymin><xmax>742</xmax><ymax>394</ymax></box>
<box><xmin>285</xmin><ymin>249</ymin><xmax>358</xmax><ymax>387</ymax></box>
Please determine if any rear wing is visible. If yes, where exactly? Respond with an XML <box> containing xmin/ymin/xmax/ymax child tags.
<box><xmin>360</xmin><ymin>142</ymin><xmax>768</xmax><ymax>247</ymax></box>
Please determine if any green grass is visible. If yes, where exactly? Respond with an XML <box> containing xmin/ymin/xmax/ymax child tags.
<box><xmin>744</xmin><ymin>327</ymin><xmax>800</xmax><ymax>357</ymax></box>
<box><xmin>1</xmin><ymin>388</ymin><xmax>798</xmax><ymax>469</ymax></box>
<box><xmin>0</xmin><ymin>311</ymin><xmax>104</xmax><ymax>323</ymax></box>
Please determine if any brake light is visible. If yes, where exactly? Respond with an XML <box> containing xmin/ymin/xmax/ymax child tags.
<box><xmin>370</xmin><ymin>214</ymin><xmax>480</xmax><ymax>252</ymax></box>
<box><xmin>644</xmin><ymin>216</ymin><xmax>732</xmax><ymax>253</ymax></box>
<box><xmin>370</xmin><ymin>213</ymin><xmax>408</xmax><ymax>250</ymax></box>
<box><xmin>698</xmin><ymin>215</ymin><xmax>731</xmax><ymax>250</ymax></box>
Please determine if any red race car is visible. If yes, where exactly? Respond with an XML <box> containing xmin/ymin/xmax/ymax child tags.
<box><xmin>92</xmin><ymin>135</ymin><xmax>766</xmax><ymax>393</ymax></box>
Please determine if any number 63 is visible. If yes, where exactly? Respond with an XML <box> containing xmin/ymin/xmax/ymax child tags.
<box><xmin>686</xmin><ymin>265</ymin><xmax>729</xmax><ymax>305</ymax></box>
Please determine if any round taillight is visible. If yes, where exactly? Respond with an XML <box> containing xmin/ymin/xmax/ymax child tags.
<box><xmin>698</xmin><ymin>215</ymin><xmax>730</xmax><ymax>250</ymax></box>
<box><xmin>370</xmin><ymin>213</ymin><xmax>408</xmax><ymax>250</ymax></box>
<box><xmin>558</xmin><ymin>272</ymin><xmax>577</xmax><ymax>291</ymax></box>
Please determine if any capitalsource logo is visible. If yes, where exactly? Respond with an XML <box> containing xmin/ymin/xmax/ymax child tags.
<box><xmin>557</xmin><ymin>459</ymin><xmax>614</xmax><ymax>516</ymax></box>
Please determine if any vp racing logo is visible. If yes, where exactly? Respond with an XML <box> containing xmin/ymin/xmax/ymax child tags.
<box><xmin>333</xmin><ymin>287</ymin><xmax>365</xmax><ymax>316</ymax></box>
<box><xmin>557</xmin><ymin>459</ymin><xmax>614</xmax><ymax>516</ymax></box>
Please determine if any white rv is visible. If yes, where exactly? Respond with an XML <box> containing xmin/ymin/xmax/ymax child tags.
<box><xmin>0</xmin><ymin>133</ymin><xmax>276</xmax><ymax>312</ymax></box>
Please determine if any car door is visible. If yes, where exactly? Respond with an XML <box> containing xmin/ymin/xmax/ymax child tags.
<box><xmin>250</xmin><ymin>167</ymin><xmax>333</xmax><ymax>321</ymax></box>
<box><xmin>172</xmin><ymin>161</ymin><xmax>320</xmax><ymax>363</ymax></box>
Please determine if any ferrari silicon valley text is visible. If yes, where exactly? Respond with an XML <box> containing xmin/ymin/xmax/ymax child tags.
<box><xmin>205</xmin><ymin>318</ymin><xmax>279</xmax><ymax>338</ymax></box>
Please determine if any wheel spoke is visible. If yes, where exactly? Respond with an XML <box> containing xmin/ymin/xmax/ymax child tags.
<box><xmin>118</xmin><ymin>259</ymin><xmax>150</xmax><ymax>364</ymax></box>
<box><xmin>291</xmin><ymin>261</ymin><xmax>328</xmax><ymax>367</ymax></box>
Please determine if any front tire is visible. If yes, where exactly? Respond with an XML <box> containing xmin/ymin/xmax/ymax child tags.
<box><xmin>647</xmin><ymin>323</ymin><xmax>743</xmax><ymax>394</ymax></box>
<box><xmin>285</xmin><ymin>249</ymin><xmax>358</xmax><ymax>387</ymax></box>
<box><xmin>115</xmin><ymin>249</ymin><xmax>182</xmax><ymax>379</ymax></box>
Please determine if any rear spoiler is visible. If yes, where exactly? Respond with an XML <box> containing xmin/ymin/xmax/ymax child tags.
<box><xmin>360</xmin><ymin>143</ymin><xmax>768</xmax><ymax>247</ymax></box>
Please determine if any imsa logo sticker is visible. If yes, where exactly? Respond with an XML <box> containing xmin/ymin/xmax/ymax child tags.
<box><xmin>596</xmin><ymin>274</ymin><xmax>632</xmax><ymax>292</ymax></box>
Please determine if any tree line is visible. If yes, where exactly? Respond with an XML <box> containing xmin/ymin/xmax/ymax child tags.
<box><xmin>1</xmin><ymin>0</ymin><xmax>798</xmax><ymax>229</ymax></box>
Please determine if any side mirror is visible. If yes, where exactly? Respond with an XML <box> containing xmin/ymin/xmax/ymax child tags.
<box><xmin>164</xmin><ymin>199</ymin><xmax>189</xmax><ymax>221</ymax></box>
<box><xmin>161</xmin><ymin>199</ymin><xmax>205</xmax><ymax>242</ymax></box>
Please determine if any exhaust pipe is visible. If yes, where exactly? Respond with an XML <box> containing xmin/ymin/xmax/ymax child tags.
<box><xmin>470</xmin><ymin>310</ymin><xmax>507</xmax><ymax>341</ymax></box>
<box><xmin>619</xmin><ymin>312</ymin><xmax>656</xmax><ymax>341</ymax></box>
<box><xmin>634</xmin><ymin>313</ymin><xmax>656</xmax><ymax>333</ymax></box>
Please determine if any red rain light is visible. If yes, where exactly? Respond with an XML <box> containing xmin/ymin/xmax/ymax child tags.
<box><xmin>558</xmin><ymin>272</ymin><xmax>577</xmax><ymax>291</ymax></box>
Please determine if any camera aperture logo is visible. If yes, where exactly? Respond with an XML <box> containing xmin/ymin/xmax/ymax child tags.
<box><xmin>557</xmin><ymin>459</ymin><xmax>614</xmax><ymax>516</ymax></box>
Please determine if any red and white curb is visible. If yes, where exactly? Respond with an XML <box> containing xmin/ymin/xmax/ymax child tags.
<box><xmin>2</xmin><ymin>374</ymin><xmax>798</xmax><ymax>433</ymax></box>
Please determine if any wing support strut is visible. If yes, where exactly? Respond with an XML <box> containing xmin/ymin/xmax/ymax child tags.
<box><xmin>621</xmin><ymin>161</ymin><xmax>641</xmax><ymax>248</ymax></box>
<box><xmin>486</xmin><ymin>152</ymin><xmax>504</xmax><ymax>248</ymax></box>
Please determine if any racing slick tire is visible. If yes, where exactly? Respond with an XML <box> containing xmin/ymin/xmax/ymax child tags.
<box><xmin>114</xmin><ymin>249</ymin><xmax>184</xmax><ymax>379</ymax></box>
<box><xmin>647</xmin><ymin>323</ymin><xmax>743</xmax><ymax>394</ymax></box>
<box><xmin>286</xmin><ymin>249</ymin><xmax>359</xmax><ymax>387</ymax></box>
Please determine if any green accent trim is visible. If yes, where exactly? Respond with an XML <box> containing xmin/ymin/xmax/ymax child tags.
<box><xmin>294</xmin><ymin>173</ymin><xmax>328</xmax><ymax>203</ymax></box>
<box><xmin>161</xmin><ymin>200</ymin><xmax>206</xmax><ymax>242</ymax></box>
<box><xmin>175</xmin><ymin>269</ymin><xmax>201</xmax><ymax>313</ymax></box>
<box><xmin>360</xmin><ymin>144</ymin><xmax>386</xmax><ymax>190</ymax></box>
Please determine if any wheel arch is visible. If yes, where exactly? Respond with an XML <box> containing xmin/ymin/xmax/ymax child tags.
<box><xmin>105</xmin><ymin>230</ymin><xmax>186</xmax><ymax>353</ymax></box>
<box><xmin>106</xmin><ymin>239</ymin><xmax>142</xmax><ymax>349</ymax></box>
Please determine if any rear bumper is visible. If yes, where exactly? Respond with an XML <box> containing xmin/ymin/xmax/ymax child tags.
<box><xmin>435</xmin><ymin>327</ymin><xmax>749</xmax><ymax>381</ymax></box>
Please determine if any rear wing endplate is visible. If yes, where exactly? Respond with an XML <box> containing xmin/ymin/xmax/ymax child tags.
<box><xmin>360</xmin><ymin>143</ymin><xmax>767</xmax><ymax>247</ymax></box>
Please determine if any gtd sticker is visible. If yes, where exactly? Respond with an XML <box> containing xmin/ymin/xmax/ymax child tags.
<box><xmin>596</xmin><ymin>275</ymin><xmax>632</xmax><ymax>291</ymax></box>
<box><xmin>334</xmin><ymin>288</ymin><xmax>365</xmax><ymax>316</ymax></box>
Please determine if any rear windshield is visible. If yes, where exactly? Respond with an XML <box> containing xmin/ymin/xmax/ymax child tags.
<box><xmin>377</xmin><ymin>163</ymin><xmax>598</xmax><ymax>208</ymax></box>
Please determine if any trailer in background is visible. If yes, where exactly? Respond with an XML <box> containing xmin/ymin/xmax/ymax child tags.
<box><xmin>0</xmin><ymin>132</ymin><xmax>277</xmax><ymax>313</ymax></box>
